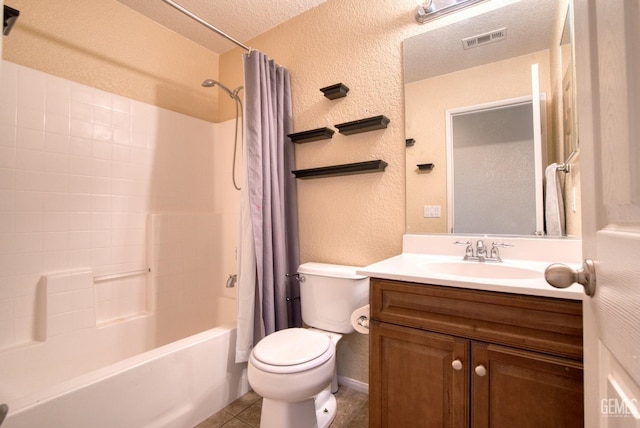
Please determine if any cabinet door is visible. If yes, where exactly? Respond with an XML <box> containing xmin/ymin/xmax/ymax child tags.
<box><xmin>471</xmin><ymin>342</ymin><xmax>584</xmax><ymax>428</ymax></box>
<box><xmin>370</xmin><ymin>320</ymin><xmax>470</xmax><ymax>428</ymax></box>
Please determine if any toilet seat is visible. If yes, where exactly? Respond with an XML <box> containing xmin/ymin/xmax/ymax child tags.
<box><xmin>250</xmin><ymin>328</ymin><xmax>334</xmax><ymax>374</ymax></box>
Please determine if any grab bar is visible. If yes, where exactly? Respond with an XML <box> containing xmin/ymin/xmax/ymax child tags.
<box><xmin>93</xmin><ymin>268</ymin><xmax>150</xmax><ymax>283</ymax></box>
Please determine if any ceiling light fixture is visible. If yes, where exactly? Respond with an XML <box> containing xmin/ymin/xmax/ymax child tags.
<box><xmin>415</xmin><ymin>0</ymin><xmax>435</xmax><ymax>22</ymax></box>
<box><xmin>415</xmin><ymin>0</ymin><xmax>487</xmax><ymax>24</ymax></box>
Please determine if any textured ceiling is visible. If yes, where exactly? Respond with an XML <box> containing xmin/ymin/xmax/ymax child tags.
<box><xmin>117</xmin><ymin>0</ymin><xmax>564</xmax><ymax>74</ymax></box>
<box><xmin>115</xmin><ymin>0</ymin><xmax>328</xmax><ymax>54</ymax></box>
<box><xmin>404</xmin><ymin>0</ymin><xmax>564</xmax><ymax>82</ymax></box>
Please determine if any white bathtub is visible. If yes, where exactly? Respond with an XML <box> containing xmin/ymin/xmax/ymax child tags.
<box><xmin>2</xmin><ymin>325</ymin><xmax>249</xmax><ymax>428</ymax></box>
<box><xmin>0</xmin><ymin>210</ymin><xmax>247</xmax><ymax>427</ymax></box>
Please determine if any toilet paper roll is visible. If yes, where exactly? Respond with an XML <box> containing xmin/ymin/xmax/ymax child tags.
<box><xmin>350</xmin><ymin>304</ymin><xmax>370</xmax><ymax>335</ymax></box>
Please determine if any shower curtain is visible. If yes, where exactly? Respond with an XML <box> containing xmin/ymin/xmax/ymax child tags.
<box><xmin>236</xmin><ymin>51</ymin><xmax>301</xmax><ymax>363</ymax></box>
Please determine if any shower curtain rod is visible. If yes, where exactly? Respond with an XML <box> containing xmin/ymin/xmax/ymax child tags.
<box><xmin>161</xmin><ymin>0</ymin><xmax>251</xmax><ymax>52</ymax></box>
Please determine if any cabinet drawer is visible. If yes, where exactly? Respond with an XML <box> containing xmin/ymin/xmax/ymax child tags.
<box><xmin>370</xmin><ymin>278</ymin><xmax>583</xmax><ymax>360</ymax></box>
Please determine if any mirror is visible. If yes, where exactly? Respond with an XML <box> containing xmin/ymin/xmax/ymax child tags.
<box><xmin>560</xmin><ymin>2</ymin><xmax>579</xmax><ymax>162</ymax></box>
<box><xmin>448</xmin><ymin>97</ymin><xmax>542</xmax><ymax>235</ymax></box>
<box><xmin>404</xmin><ymin>0</ymin><xmax>579</xmax><ymax>236</ymax></box>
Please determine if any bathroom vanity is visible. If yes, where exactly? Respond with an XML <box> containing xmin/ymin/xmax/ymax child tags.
<box><xmin>358</xmin><ymin>235</ymin><xmax>585</xmax><ymax>427</ymax></box>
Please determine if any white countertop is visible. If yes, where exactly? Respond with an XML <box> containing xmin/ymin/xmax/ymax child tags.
<box><xmin>357</xmin><ymin>253</ymin><xmax>584</xmax><ymax>301</ymax></box>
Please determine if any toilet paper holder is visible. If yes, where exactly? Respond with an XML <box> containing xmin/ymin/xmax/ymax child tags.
<box><xmin>356</xmin><ymin>315</ymin><xmax>369</xmax><ymax>329</ymax></box>
<box><xmin>351</xmin><ymin>304</ymin><xmax>370</xmax><ymax>334</ymax></box>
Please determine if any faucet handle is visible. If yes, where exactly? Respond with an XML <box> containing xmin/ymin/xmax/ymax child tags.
<box><xmin>453</xmin><ymin>240</ymin><xmax>471</xmax><ymax>246</ymax></box>
<box><xmin>453</xmin><ymin>240</ymin><xmax>474</xmax><ymax>259</ymax></box>
<box><xmin>491</xmin><ymin>242</ymin><xmax>514</xmax><ymax>249</ymax></box>
<box><xmin>490</xmin><ymin>242</ymin><xmax>514</xmax><ymax>260</ymax></box>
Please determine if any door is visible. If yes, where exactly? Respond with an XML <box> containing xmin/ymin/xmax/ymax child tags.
<box><xmin>369</xmin><ymin>320</ymin><xmax>469</xmax><ymax>428</ymax></box>
<box><xmin>471</xmin><ymin>342</ymin><xmax>584</xmax><ymax>428</ymax></box>
<box><xmin>575</xmin><ymin>0</ymin><xmax>640</xmax><ymax>426</ymax></box>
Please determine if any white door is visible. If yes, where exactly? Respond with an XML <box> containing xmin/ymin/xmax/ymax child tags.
<box><xmin>574</xmin><ymin>0</ymin><xmax>640</xmax><ymax>426</ymax></box>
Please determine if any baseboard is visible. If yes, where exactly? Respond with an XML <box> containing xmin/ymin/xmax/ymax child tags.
<box><xmin>338</xmin><ymin>375</ymin><xmax>369</xmax><ymax>394</ymax></box>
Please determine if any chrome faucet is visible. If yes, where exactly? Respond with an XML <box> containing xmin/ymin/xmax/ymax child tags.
<box><xmin>454</xmin><ymin>240</ymin><xmax>513</xmax><ymax>262</ymax></box>
<box><xmin>476</xmin><ymin>240</ymin><xmax>486</xmax><ymax>261</ymax></box>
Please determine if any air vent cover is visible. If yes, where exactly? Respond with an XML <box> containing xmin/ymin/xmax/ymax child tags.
<box><xmin>462</xmin><ymin>27</ymin><xmax>507</xmax><ymax>50</ymax></box>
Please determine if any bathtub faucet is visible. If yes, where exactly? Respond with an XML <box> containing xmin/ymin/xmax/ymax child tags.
<box><xmin>226</xmin><ymin>274</ymin><xmax>237</xmax><ymax>288</ymax></box>
<box><xmin>0</xmin><ymin>403</ymin><xmax>8</xmax><ymax>426</ymax></box>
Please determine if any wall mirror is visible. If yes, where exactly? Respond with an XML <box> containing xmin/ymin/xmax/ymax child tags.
<box><xmin>560</xmin><ymin>2</ymin><xmax>579</xmax><ymax>163</ymax></box>
<box><xmin>404</xmin><ymin>0</ymin><xmax>579</xmax><ymax>237</ymax></box>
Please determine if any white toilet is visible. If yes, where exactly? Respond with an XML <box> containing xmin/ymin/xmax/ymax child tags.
<box><xmin>247</xmin><ymin>262</ymin><xmax>369</xmax><ymax>428</ymax></box>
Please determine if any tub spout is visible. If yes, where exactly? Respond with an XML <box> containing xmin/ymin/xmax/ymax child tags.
<box><xmin>0</xmin><ymin>403</ymin><xmax>8</xmax><ymax>426</ymax></box>
<box><xmin>226</xmin><ymin>274</ymin><xmax>237</xmax><ymax>288</ymax></box>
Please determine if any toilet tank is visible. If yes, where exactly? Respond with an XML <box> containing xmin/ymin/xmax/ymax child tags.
<box><xmin>297</xmin><ymin>262</ymin><xmax>369</xmax><ymax>334</ymax></box>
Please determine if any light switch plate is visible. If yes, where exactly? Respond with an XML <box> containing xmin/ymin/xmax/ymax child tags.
<box><xmin>423</xmin><ymin>205</ymin><xmax>441</xmax><ymax>218</ymax></box>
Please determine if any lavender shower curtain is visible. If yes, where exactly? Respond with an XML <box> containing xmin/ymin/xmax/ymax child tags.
<box><xmin>236</xmin><ymin>51</ymin><xmax>301</xmax><ymax>363</ymax></box>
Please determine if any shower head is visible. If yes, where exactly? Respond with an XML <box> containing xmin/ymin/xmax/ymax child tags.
<box><xmin>202</xmin><ymin>79</ymin><xmax>243</xmax><ymax>100</ymax></box>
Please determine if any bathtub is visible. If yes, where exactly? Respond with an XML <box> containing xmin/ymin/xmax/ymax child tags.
<box><xmin>0</xmin><ymin>210</ymin><xmax>247</xmax><ymax>427</ymax></box>
<box><xmin>1</xmin><ymin>324</ymin><xmax>249</xmax><ymax>428</ymax></box>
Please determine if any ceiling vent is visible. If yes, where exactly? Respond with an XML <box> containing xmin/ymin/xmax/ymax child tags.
<box><xmin>462</xmin><ymin>27</ymin><xmax>507</xmax><ymax>50</ymax></box>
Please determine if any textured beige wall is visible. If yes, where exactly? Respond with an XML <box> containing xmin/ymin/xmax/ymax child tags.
<box><xmin>219</xmin><ymin>0</ymin><xmax>481</xmax><ymax>263</ymax></box>
<box><xmin>405</xmin><ymin>50</ymin><xmax>552</xmax><ymax>233</ymax></box>
<box><xmin>218</xmin><ymin>0</ymin><xmax>573</xmax><ymax>384</ymax></box>
<box><xmin>2</xmin><ymin>0</ymin><xmax>220</xmax><ymax>122</ymax></box>
<box><xmin>218</xmin><ymin>0</ymin><xmax>486</xmax><ymax>385</ymax></box>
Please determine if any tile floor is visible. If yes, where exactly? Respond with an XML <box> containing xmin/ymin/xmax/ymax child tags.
<box><xmin>195</xmin><ymin>386</ymin><xmax>369</xmax><ymax>428</ymax></box>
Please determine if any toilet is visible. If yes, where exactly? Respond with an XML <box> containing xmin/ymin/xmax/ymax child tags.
<box><xmin>247</xmin><ymin>262</ymin><xmax>369</xmax><ymax>428</ymax></box>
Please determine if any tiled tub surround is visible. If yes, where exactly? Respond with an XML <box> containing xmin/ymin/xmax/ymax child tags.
<box><xmin>0</xmin><ymin>61</ymin><xmax>243</xmax><ymax>424</ymax></box>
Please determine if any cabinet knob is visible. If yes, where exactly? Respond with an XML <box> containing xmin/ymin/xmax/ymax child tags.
<box><xmin>451</xmin><ymin>359</ymin><xmax>463</xmax><ymax>371</ymax></box>
<box><xmin>474</xmin><ymin>364</ymin><xmax>487</xmax><ymax>376</ymax></box>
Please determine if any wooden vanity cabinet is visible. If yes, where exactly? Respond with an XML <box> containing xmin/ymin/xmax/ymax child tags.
<box><xmin>369</xmin><ymin>278</ymin><xmax>584</xmax><ymax>428</ymax></box>
<box><xmin>370</xmin><ymin>320</ymin><xmax>470</xmax><ymax>427</ymax></box>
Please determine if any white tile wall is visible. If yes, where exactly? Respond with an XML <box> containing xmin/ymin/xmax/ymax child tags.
<box><xmin>0</xmin><ymin>60</ymin><xmax>221</xmax><ymax>349</ymax></box>
<box><xmin>43</xmin><ymin>269</ymin><xmax>95</xmax><ymax>338</ymax></box>
<box><xmin>149</xmin><ymin>213</ymin><xmax>221</xmax><ymax>343</ymax></box>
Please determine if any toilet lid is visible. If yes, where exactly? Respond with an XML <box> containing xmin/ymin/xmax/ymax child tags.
<box><xmin>252</xmin><ymin>328</ymin><xmax>331</xmax><ymax>367</ymax></box>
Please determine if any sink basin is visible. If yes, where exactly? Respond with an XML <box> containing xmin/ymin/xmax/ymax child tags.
<box><xmin>421</xmin><ymin>260</ymin><xmax>542</xmax><ymax>280</ymax></box>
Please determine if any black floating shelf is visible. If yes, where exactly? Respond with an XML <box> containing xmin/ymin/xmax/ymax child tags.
<box><xmin>406</xmin><ymin>138</ymin><xmax>416</xmax><ymax>147</ymax></box>
<box><xmin>320</xmin><ymin>83</ymin><xmax>349</xmax><ymax>100</ymax></box>
<box><xmin>417</xmin><ymin>163</ymin><xmax>435</xmax><ymax>171</ymax></box>
<box><xmin>287</xmin><ymin>127</ymin><xmax>335</xmax><ymax>144</ymax></box>
<box><xmin>4</xmin><ymin>5</ymin><xmax>20</xmax><ymax>36</ymax></box>
<box><xmin>335</xmin><ymin>115</ymin><xmax>390</xmax><ymax>135</ymax></box>
<box><xmin>292</xmin><ymin>160</ymin><xmax>388</xmax><ymax>179</ymax></box>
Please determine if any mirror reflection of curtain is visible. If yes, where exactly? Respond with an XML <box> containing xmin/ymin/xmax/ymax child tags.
<box><xmin>451</xmin><ymin>102</ymin><xmax>537</xmax><ymax>235</ymax></box>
